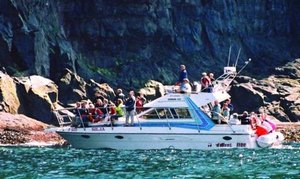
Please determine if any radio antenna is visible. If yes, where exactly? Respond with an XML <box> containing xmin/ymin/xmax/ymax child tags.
<box><xmin>227</xmin><ymin>45</ymin><xmax>232</xmax><ymax>66</ymax></box>
<box><xmin>234</xmin><ymin>48</ymin><xmax>241</xmax><ymax>67</ymax></box>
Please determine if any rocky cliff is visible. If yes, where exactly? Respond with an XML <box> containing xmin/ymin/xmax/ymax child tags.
<box><xmin>1</xmin><ymin>0</ymin><xmax>300</xmax><ymax>89</ymax></box>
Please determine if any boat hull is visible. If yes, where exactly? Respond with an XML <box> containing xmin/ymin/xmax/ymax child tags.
<box><xmin>56</xmin><ymin>125</ymin><xmax>258</xmax><ymax>149</ymax></box>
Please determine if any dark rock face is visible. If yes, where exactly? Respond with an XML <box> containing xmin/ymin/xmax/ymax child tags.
<box><xmin>57</xmin><ymin>68</ymin><xmax>87</xmax><ymax>105</ymax></box>
<box><xmin>0</xmin><ymin>0</ymin><xmax>300</xmax><ymax>89</ymax></box>
<box><xmin>229</xmin><ymin>83</ymin><xmax>265</xmax><ymax>113</ymax></box>
<box><xmin>275</xmin><ymin>59</ymin><xmax>300</xmax><ymax>79</ymax></box>
<box><xmin>57</xmin><ymin>68</ymin><xmax>115</xmax><ymax>105</ymax></box>
<box><xmin>0</xmin><ymin>0</ymin><xmax>76</xmax><ymax>78</ymax></box>
<box><xmin>1</xmin><ymin>0</ymin><xmax>300</xmax><ymax>123</ymax></box>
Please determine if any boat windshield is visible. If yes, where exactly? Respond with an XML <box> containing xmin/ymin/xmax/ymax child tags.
<box><xmin>138</xmin><ymin>107</ymin><xmax>192</xmax><ymax>120</ymax></box>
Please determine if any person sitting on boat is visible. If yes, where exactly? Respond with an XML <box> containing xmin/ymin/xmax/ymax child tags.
<box><xmin>92</xmin><ymin>90</ymin><xmax>103</xmax><ymax>104</ymax></box>
<box><xmin>229</xmin><ymin>113</ymin><xmax>241</xmax><ymax>125</ymax></box>
<box><xmin>200</xmin><ymin>72</ymin><xmax>211</xmax><ymax>92</ymax></box>
<box><xmin>258</xmin><ymin>108</ymin><xmax>267</xmax><ymax>121</ymax></box>
<box><xmin>125</xmin><ymin>90</ymin><xmax>136</xmax><ymax>126</ymax></box>
<box><xmin>224</xmin><ymin>98</ymin><xmax>234</xmax><ymax>114</ymax></box>
<box><xmin>94</xmin><ymin>98</ymin><xmax>103</xmax><ymax>108</ymax></box>
<box><xmin>222</xmin><ymin>103</ymin><xmax>230</xmax><ymax>123</ymax></box>
<box><xmin>71</xmin><ymin>101</ymin><xmax>84</xmax><ymax>127</ymax></box>
<box><xmin>72</xmin><ymin>101</ymin><xmax>82</xmax><ymax>116</ymax></box>
<box><xmin>100</xmin><ymin>98</ymin><xmax>109</xmax><ymax>118</ymax></box>
<box><xmin>193</xmin><ymin>81</ymin><xmax>201</xmax><ymax>93</ymax></box>
<box><xmin>105</xmin><ymin>103</ymin><xmax>117</xmax><ymax>125</ymax></box>
<box><xmin>88</xmin><ymin>103</ymin><xmax>103</xmax><ymax>123</ymax></box>
<box><xmin>211</xmin><ymin>101</ymin><xmax>222</xmax><ymax>124</ymax></box>
<box><xmin>111</xmin><ymin>99</ymin><xmax>125</xmax><ymax>122</ymax></box>
<box><xmin>239</xmin><ymin>111</ymin><xmax>250</xmax><ymax>125</ymax></box>
<box><xmin>115</xmin><ymin>88</ymin><xmax>125</xmax><ymax>103</ymax></box>
<box><xmin>179</xmin><ymin>78</ymin><xmax>192</xmax><ymax>93</ymax></box>
<box><xmin>250</xmin><ymin>112</ymin><xmax>261</xmax><ymax>129</ymax></box>
<box><xmin>78</xmin><ymin>100</ymin><xmax>89</xmax><ymax>126</ymax></box>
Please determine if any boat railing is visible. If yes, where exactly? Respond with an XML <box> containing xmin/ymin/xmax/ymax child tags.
<box><xmin>54</xmin><ymin>105</ymin><xmax>241</xmax><ymax>133</ymax></box>
<box><xmin>53</xmin><ymin>108</ymin><xmax>75</xmax><ymax>127</ymax></box>
<box><xmin>210</xmin><ymin>111</ymin><xmax>236</xmax><ymax>133</ymax></box>
<box><xmin>53</xmin><ymin>105</ymin><xmax>145</xmax><ymax>129</ymax></box>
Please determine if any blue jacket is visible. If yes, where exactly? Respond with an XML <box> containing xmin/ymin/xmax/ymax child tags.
<box><xmin>179</xmin><ymin>70</ymin><xmax>187</xmax><ymax>83</ymax></box>
<box><xmin>125</xmin><ymin>97</ymin><xmax>135</xmax><ymax>111</ymax></box>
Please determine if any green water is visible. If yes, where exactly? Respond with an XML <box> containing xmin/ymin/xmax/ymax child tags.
<box><xmin>0</xmin><ymin>143</ymin><xmax>299</xmax><ymax>179</ymax></box>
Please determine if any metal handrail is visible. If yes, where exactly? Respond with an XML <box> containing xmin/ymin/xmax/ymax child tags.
<box><xmin>135</xmin><ymin>109</ymin><xmax>142</xmax><ymax>130</ymax></box>
<box><xmin>76</xmin><ymin>108</ymin><xmax>86</xmax><ymax>131</ymax></box>
<box><xmin>164</xmin><ymin>108</ymin><xmax>171</xmax><ymax>130</ymax></box>
<box><xmin>210</xmin><ymin>111</ymin><xmax>236</xmax><ymax>133</ymax></box>
<box><xmin>53</xmin><ymin>110</ymin><xmax>74</xmax><ymax>127</ymax></box>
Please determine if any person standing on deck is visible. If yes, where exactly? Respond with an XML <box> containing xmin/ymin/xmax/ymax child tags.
<box><xmin>208</xmin><ymin>72</ymin><xmax>215</xmax><ymax>92</ymax></box>
<box><xmin>175</xmin><ymin>65</ymin><xmax>188</xmax><ymax>92</ymax></box>
<box><xmin>200</xmin><ymin>72</ymin><xmax>211</xmax><ymax>92</ymax></box>
<box><xmin>125</xmin><ymin>90</ymin><xmax>136</xmax><ymax>126</ymax></box>
<box><xmin>136</xmin><ymin>92</ymin><xmax>147</xmax><ymax>114</ymax></box>
<box><xmin>177</xmin><ymin>64</ymin><xmax>188</xmax><ymax>85</ymax></box>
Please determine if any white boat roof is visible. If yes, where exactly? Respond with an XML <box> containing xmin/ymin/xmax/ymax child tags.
<box><xmin>144</xmin><ymin>91</ymin><xmax>230</xmax><ymax>108</ymax></box>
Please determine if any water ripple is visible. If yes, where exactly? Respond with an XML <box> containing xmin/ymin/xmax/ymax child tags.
<box><xmin>0</xmin><ymin>143</ymin><xmax>299</xmax><ymax>178</ymax></box>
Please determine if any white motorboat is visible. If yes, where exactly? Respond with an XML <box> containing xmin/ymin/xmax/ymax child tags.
<box><xmin>55</xmin><ymin>63</ymin><xmax>284</xmax><ymax>150</ymax></box>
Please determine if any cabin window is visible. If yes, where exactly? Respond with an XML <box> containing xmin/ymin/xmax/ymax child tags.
<box><xmin>140</xmin><ymin>108</ymin><xmax>192</xmax><ymax>119</ymax></box>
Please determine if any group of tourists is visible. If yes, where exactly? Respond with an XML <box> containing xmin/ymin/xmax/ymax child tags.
<box><xmin>72</xmin><ymin>64</ymin><xmax>273</xmax><ymax>133</ymax></box>
<box><xmin>74</xmin><ymin>89</ymin><xmax>146</xmax><ymax>127</ymax></box>
<box><xmin>210</xmin><ymin>98</ymin><xmax>276</xmax><ymax>133</ymax></box>
<box><xmin>176</xmin><ymin>64</ymin><xmax>215</xmax><ymax>93</ymax></box>
<box><xmin>211</xmin><ymin>99</ymin><xmax>234</xmax><ymax>124</ymax></box>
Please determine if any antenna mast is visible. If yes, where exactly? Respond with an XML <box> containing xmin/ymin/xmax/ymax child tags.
<box><xmin>234</xmin><ymin>48</ymin><xmax>241</xmax><ymax>67</ymax></box>
<box><xmin>227</xmin><ymin>45</ymin><xmax>232</xmax><ymax>66</ymax></box>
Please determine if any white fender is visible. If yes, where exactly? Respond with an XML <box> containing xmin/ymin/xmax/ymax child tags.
<box><xmin>256</xmin><ymin>132</ymin><xmax>284</xmax><ymax>148</ymax></box>
<box><xmin>273</xmin><ymin>131</ymin><xmax>284</xmax><ymax>144</ymax></box>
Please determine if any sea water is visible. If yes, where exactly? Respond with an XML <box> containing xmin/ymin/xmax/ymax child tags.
<box><xmin>0</xmin><ymin>143</ymin><xmax>299</xmax><ymax>179</ymax></box>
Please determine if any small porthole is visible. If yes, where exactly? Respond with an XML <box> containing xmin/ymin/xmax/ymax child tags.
<box><xmin>223</xmin><ymin>136</ymin><xmax>232</xmax><ymax>140</ymax></box>
<box><xmin>115</xmin><ymin>135</ymin><xmax>124</xmax><ymax>139</ymax></box>
<box><xmin>81</xmin><ymin>135</ymin><xmax>90</xmax><ymax>138</ymax></box>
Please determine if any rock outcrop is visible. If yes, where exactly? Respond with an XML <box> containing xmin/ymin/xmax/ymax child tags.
<box><xmin>229</xmin><ymin>59</ymin><xmax>300</xmax><ymax>122</ymax></box>
<box><xmin>0</xmin><ymin>112</ymin><xmax>64</xmax><ymax>145</ymax></box>
<box><xmin>15</xmin><ymin>75</ymin><xmax>58</xmax><ymax>124</ymax></box>
<box><xmin>0</xmin><ymin>72</ymin><xmax>20</xmax><ymax>114</ymax></box>
<box><xmin>0</xmin><ymin>72</ymin><xmax>59</xmax><ymax>124</ymax></box>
